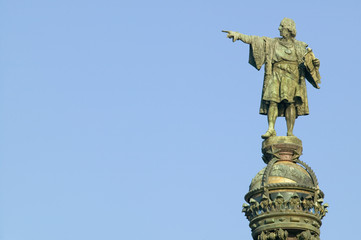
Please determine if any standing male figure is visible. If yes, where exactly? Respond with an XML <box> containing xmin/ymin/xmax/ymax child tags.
<box><xmin>223</xmin><ymin>18</ymin><xmax>321</xmax><ymax>138</ymax></box>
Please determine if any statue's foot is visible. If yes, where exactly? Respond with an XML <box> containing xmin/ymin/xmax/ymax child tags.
<box><xmin>287</xmin><ymin>132</ymin><xmax>294</xmax><ymax>137</ymax></box>
<box><xmin>261</xmin><ymin>129</ymin><xmax>276</xmax><ymax>139</ymax></box>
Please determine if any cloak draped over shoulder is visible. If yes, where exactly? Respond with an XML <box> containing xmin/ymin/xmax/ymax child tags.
<box><xmin>247</xmin><ymin>36</ymin><xmax>319</xmax><ymax>117</ymax></box>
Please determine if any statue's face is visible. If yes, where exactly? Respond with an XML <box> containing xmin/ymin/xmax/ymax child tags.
<box><xmin>278</xmin><ymin>23</ymin><xmax>289</xmax><ymax>38</ymax></box>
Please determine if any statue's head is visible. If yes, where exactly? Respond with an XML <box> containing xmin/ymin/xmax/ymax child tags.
<box><xmin>279</xmin><ymin>18</ymin><xmax>296</xmax><ymax>38</ymax></box>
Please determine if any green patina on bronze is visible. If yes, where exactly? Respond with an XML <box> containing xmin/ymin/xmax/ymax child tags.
<box><xmin>223</xmin><ymin>18</ymin><xmax>321</xmax><ymax>139</ymax></box>
<box><xmin>242</xmin><ymin>136</ymin><xmax>327</xmax><ymax>240</ymax></box>
<box><xmin>222</xmin><ymin>18</ymin><xmax>327</xmax><ymax>240</ymax></box>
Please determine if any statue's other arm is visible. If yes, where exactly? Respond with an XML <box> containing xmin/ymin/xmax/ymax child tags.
<box><xmin>222</xmin><ymin>30</ymin><xmax>252</xmax><ymax>44</ymax></box>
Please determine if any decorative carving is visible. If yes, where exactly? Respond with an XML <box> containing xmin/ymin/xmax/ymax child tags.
<box><xmin>268</xmin><ymin>232</ymin><xmax>276</xmax><ymax>240</ymax></box>
<box><xmin>242</xmin><ymin>203</ymin><xmax>251</xmax><ymax>220</ymax></box>
<box><xmin>302</xmin><ymin>195</ymin><xmax>315</xmax><ymax>213</ymax></box>
<box><xmin>249</xmin><ymin>198</ymin><xmax>260</xmax><ymax>218</ymax></box>
<box><xmin>260</xmin><ymin>194</ymin><xmax>272</xmax><ymax>213</ymax></box>
<box><xmin>257</xmin><ymin>229</ymin><xmax>289</xmax><ymax>240</ymax></box>
<box><xmin>245</xmin><ymin>182</ymin><xmax>324</xmax><ymax>203</ymax></box>
<box><xmin>297</xmin><ymin>230</ymin><xmax>312</xmax><ymax>240</ymax></box>
<box><xmin>242</xmin><ymin>194</ymin><xmax>328</xmax><ymax>220</ymax></box>
<box><xmin>321</xmin><ymin>203</ymin><xmax>328</xmax><ymax>219</ymax></box>
<box><xmin>292</xmin><ymin>148</ymin><xmax>302</xmax><ymax>160</ymax></box>
<box><xmin>312</xmin><ymin>235</ymin><xmax>320</xmax><ymax>240</ymax></box>
<box><xmin>314</xmin><ymin>198</ymin><xmax>328</xmax><ymax>219</ymax></box>
<box><xmin>296</xmin><ymin>230</ymin><xmax>320</xmax><ymax>240</ymax></box>
<box><xmin>277</xmin><ymin>228</ymin><xmax>288</xmax><ymax>240</ymax></box>
<box><xmin>289</xmin><ymin>193</ymin><xmax>301</xmax><ymax>211</ymax></box>
<box><xmin>265</xmin><ymin>146</ymin><xmax>281</xmax><ymax>161</ymax></box>
<box><xmin>272</xmin><ymin>193</ymin><xmax>285</xmax><ymax>211</ymax></box>
<box><xmin>258</xmin><ymin>231</ymin><xmax>267</xmax><ymax>240</ymax></box>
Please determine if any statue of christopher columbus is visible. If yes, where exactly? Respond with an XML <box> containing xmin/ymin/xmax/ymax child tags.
<box><xmin>223</xmin><ymin>18</ymin><xmax>321</xmax><ymax>139</ymax></box>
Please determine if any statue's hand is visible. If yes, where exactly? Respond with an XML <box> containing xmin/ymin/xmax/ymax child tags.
<box><xmin>222</xmin><ymin>30</ymin><xmax>239</xmax><ymax>42</ymax></box>
<box><xmin>313</xmin><ymin>58</ymin><xmax>320</xmax><ymax>68</ymax></box>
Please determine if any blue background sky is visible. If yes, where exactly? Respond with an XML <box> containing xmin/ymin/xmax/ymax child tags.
<box><xmin>0</xmin><ymin>0</ymin><xmax>360</xmax><ymax>239</ymax></box>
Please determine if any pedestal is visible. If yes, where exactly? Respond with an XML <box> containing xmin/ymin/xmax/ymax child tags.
<box><xmin>242</xmin><ymin>137</ymin><xmax>328</xmax><ymax>240</ymax></box>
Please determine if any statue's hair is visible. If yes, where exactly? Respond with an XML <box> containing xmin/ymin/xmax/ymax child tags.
<box><xmin>281</xmin><ymin>18</ymin><xmax>296</xmax><ymax>37</ymax></box>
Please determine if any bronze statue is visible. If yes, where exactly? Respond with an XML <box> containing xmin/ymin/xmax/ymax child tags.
<box><xmin>223</xmin><ymin>18</ymin><xmax>321</xmax><ymax>138</ymax></box>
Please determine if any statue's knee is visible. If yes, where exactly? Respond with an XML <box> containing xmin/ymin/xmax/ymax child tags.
<box><xmin>286</xmin><ymin>102</ymin><xmax>295</xmax><ymax>108</ymax></box>
<box><xmin>269</xmin><ymin>101</ymin><xmax>278</xmax><ymax>107</ymax></box>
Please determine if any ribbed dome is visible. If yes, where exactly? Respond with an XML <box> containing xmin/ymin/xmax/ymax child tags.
<box><xmin>249</xmin><ymin>161</ymin><xmax>314</xmax><ymax>191</ymax></box>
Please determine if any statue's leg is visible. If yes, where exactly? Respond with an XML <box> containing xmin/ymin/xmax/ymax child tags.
<box><xmin>261</xmin><ymin>101</ymin><xmax>277</xmax><ymax>139</ymax></box>
<box><xmin>268</xmin><ymin>102</ymin><xmax>278</xmax><ymax>131</ymax></box>
<box><xmin>285</xmin><ymin>103</ymin><xmax>296</xmax><ymax>136</ymax></box>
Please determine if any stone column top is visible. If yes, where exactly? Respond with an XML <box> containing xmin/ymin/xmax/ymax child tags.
<box><xmin>262</xmin><ymin>136</ymin><xmax>303</xmax><ymax>164</ymax></box>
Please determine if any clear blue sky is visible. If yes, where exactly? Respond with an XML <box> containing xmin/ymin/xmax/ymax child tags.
<box><xmin>0</xmin><ymin>1</ymin><xmax>360</xmax><ymax>239</ymax></box>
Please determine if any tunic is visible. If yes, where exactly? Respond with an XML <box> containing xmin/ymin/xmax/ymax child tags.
<box><xmin>246</xmin><ymin>36</ymin><xmax>319</xmax><ymax>117</ymax></box>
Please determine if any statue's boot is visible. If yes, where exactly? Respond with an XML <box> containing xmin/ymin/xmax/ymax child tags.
<box><xmin>261</xmin><ymin>129</ymin><xmax>276</xmax><ymax>139</ymax></box>
<box><xmin>287</xmin><ymin>132</ymin><xmax>294</xmax><ymax>137</ymax></box>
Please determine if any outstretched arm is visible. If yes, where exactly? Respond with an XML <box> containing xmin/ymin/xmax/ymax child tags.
<box><xmin>222</xmin><ymin>30</ymin><xmax>252</xmax><ymax>44</ymax></box>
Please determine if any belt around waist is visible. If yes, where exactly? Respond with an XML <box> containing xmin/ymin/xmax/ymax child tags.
<box><xmin>273</xmin><ymin>61</ymin><xmax>299</xmax><ymax>66</ymax></box>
